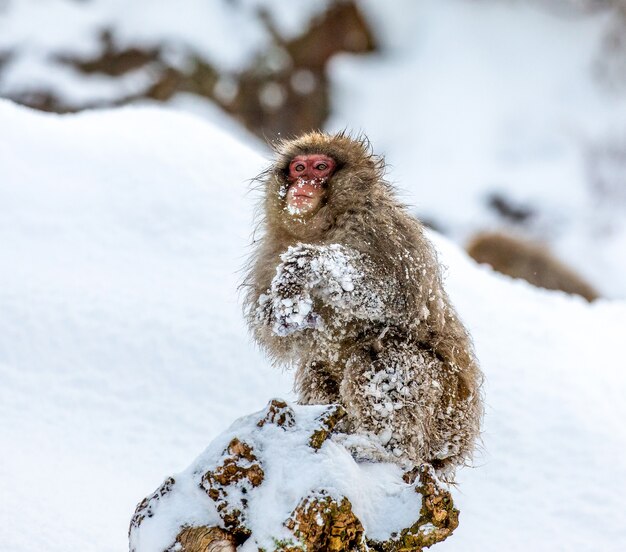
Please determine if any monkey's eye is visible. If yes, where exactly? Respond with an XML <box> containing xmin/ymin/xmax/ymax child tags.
<box><xmin>295</xmin><ymin>163</ymin><xmax>305</xmax><ymax>172</ymax></box>
<box><xmin>316</xmin><ymin>163</ymin><xmax>328</xmax><ymax>171</ymax></box>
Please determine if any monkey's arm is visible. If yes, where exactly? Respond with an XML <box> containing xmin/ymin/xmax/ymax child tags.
<box><xmin>257</xmin><ymin>243</ymin><xmax>394</xmax><ymax>336</ymax></box>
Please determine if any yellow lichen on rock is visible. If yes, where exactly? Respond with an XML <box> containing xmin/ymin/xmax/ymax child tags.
<box><xmin>308</xmin><ymin>404</ymin><xmax>347</xmax><ymax>450</ymax></box>
<box><xmin>284</xmin><ymin>493</ymin><xmax>365</xmax><ymax>552</ymax></box>
<box><xmin>201</xmin><ymin>438</ymin><xmax>264</xmax><ymax>539</ymax></box>
<box><xmin>257</xmin><ymin>399</ymin><xmax>296</xmax><ymax>429</ymax></box>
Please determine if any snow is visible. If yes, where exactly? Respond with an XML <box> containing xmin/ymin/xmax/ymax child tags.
<box><xmin>1</xmin><ymin>89</ymin><xmax>626</xmax><ymax>551</ymax></box>
<box><xmin>431</xmin><ymin>232</ymin><xmax>626</xmax><ymax>550</ymax></box>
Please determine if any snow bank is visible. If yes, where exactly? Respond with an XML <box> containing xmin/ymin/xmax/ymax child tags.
<box><xmin>431</xmin><ymin>232</ymin><xmax>626</xmax><ymax>551</ymax></box>
<box><xmin>1</xmin><ymin>101</ymin><xmax>625</xmax><ymax>551</ymax></box>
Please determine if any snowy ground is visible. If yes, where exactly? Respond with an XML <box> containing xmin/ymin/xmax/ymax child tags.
<box><xmin>1</xmin><ymin>101</ymin><xmax>625</xmax><ymax>551</ymax></box>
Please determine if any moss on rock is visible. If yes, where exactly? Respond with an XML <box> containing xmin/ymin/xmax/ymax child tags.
<box><xmin>284</xmin><ymin>492</ymin><xmax>366</xmax><ymax>552</ymax></box>
<box><xmin>201</xmin><ymin>438</ymin><xmax>265</xmax><ymax>539</ymax></box>
<box><xmin>308</xmin><ymin>404</ymin><xmax>347</xmax><ymax>450</ymax></box>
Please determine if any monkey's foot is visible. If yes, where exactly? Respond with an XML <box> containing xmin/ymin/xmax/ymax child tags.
<box><xmin>331</xmin><ymin>432</ymin><xmax>397</xmax><ymax>464</ymax></box>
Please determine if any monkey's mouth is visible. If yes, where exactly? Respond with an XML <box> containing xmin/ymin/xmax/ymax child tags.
<box><xmin>286</xmin><ymin>180</ymin><xmax>325</xmax><ymax>215</ymax></box>
<box><xmin>288</xmin><ymin>194</ymin><xmax>320</xmax><ymax>207</ymax></box>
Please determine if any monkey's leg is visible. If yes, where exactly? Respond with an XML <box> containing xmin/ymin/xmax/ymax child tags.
<box><xmin>427</xmin><ymin>370</ymin><xmax>481</xmax><ymax>480</ymax></box>
<box><xmin>341</xmin><ymin>340</ymin><xmax>477</xmax><ymax>477</ymax></box>
<box><xmin>338</xmin><ymin>340</ymin><xmax>452</xmax><ymax>468</ymax></box>
<box><xmin>295</xmin><ymin>360</ymin><xmax>341</xmax><ymax>405</ymax></box>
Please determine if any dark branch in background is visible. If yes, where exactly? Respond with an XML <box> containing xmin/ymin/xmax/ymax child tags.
<box><xmin>1</xmin><ymin>1</ymin><xmax>377</xmax><ymax>140</ymax></box>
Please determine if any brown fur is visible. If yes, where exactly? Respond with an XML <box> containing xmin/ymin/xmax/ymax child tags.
<box><xmin>467</xmin><ymin>232</ymin><xmax>599</xmax><ymax>302</ymax></box>
<box><xmin>243</xmin><ymin>132</ymin><xmax>483</xmax><ymax>478</ymax></box>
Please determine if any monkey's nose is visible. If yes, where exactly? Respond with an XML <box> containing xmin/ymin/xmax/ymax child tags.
<box><xmin>300</xmin><ymin>168</ymin><xmax>321</xmax><ymax>181</ymax></box>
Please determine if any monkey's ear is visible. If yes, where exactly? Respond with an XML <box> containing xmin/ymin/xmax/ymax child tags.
<box><xmin>331</xmin><ymin>158</ymin><xmax>347</xmax><ymax>173</ymax></box>
<box><xmin>267</xmin><ymin>153</ymin><xmax>290</xmax><ymax>177</ymax></box>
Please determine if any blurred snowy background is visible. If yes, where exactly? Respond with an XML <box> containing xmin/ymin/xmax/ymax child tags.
<box><xmin>1</xmin><ymin>1</ymin><xmax>626</xmax><ymax>552</ymax></box>
<box><xmin>3</xmin><ymin>0</ymin><xmax>626</xmax><ymax>296</ymax></box>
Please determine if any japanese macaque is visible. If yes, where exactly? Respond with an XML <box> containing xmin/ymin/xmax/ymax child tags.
<box><xmin>244</xmin><ymin>132</ymin><xmax>483</xmax><ymax>479</ymax></box>
<box><xmin>467</xmin><ymin>231</ymin><xmax>599</xmax><ymax>302</ymax></box>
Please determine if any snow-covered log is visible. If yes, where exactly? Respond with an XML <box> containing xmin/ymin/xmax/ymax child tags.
<box><xmin>129</xmin><ymin>400</ymin><xmax>458</xmax><ymax>552</ymax></box>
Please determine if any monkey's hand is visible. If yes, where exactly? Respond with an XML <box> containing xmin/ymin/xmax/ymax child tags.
<box><xmin>257</xmin><ymin>290</ymin><xmax>323</xmax><ymax>337</ymax></box>
<box><xmin>283</xmin><ymin>243</ymin><xmax>388</xmax><ymax>321</ymax></box>
<box><xmin>332</xmin><ymin>432</ymin><xmax>397</xmax><ymax>464</ymax></box>
<box><xmin>257</xmin><ymin>246</ymin><xmax>325</xmax><ymax>336</ymax></box>
<box><xmin>259</xmin><ymin>244</ymin><xmax>389</xmax><ymax>336</ymax></box>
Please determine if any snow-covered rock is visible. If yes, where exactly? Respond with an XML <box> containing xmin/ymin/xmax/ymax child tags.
<box><xmin>129</xmin><ymin>400</ymin><xmax>458</xmax><ymax>552</ymax></box>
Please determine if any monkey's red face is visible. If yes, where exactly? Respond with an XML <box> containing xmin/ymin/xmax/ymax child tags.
<box><xmin>285</xmin><ymin>154</ymin><xmax>336</xmax><ymax>216</ymax></box>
